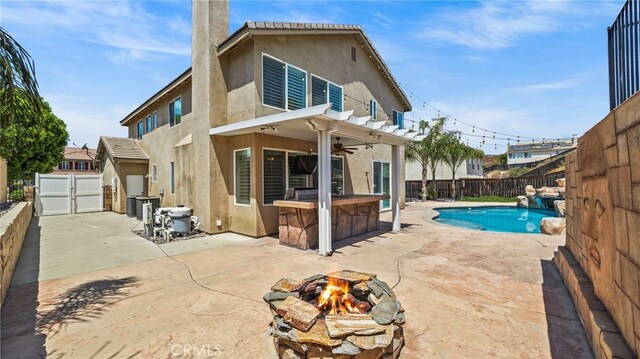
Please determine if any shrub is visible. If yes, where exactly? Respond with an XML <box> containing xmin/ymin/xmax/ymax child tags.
<box><xmin>9</xmin><ymin>189</ymin><xmax>24</xmax><ymax>202</ymax></box>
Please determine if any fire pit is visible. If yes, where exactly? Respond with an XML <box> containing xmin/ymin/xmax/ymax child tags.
<box><xmin>264</xmin><ymin>270</ymin><xmax>405</xmax><ymax>359</ymax></box>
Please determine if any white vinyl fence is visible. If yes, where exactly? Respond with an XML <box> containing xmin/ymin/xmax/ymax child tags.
<box><xmin>35</xmin><ymin>173</ymin><xmax>103</xmax><ymax>216</ymax></box>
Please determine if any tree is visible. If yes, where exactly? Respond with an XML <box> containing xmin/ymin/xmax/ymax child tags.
<box><xmin>1</xmin><ymin>27</ymin><xmax>42</xmax><ymax>130</ymax></box>
<box><xmin>405</xmin><ymin>117</ymin><xmax>446</xmax><ymax>200</ymax></box>
<box><xmin>441</xmin><ymin>132</ymin><xmax>485</xmax><ymax>199</ymax></box>
<box><xmin>496</xmin><ymin>153</ymin><xmax>508</xmax><ymax>165</ymax></box>
<box><xmin>0</xmin><ymin>96</ymin><xmax>68</xmax><ymax>181</ymax></box>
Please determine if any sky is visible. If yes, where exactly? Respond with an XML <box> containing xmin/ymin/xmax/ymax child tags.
<box><xmin>1</xmin><ymin>0</ymin><xmax>625</xmax><ymax>154</ymax></box>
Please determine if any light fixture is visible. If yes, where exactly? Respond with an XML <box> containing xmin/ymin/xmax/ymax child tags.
<box><xmin>260</xmin><ymin>125</ymin><xmax>278</xmax><ymax>133</ymax></box>
<box><xmin>369</xmin><ymin>132</ymin><xmax>381</xmax><ymax>140</ymax></box>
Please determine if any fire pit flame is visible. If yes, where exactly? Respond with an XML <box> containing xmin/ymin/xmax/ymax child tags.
<box><xmin>317</xmin><ymin>277</ymin><xmax>361</xmax><ymax>315</ymax></box>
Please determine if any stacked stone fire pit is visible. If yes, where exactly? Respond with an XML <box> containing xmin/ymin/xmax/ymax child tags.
<box><xmin>264</xmin><ymin>270</ymin><xmax>405</xmax><ymax>359</ymax></box>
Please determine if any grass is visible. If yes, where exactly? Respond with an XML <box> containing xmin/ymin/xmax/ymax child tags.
<box><xmin>460</xmin><ymin>195</ymin><xmax>518</xmax><ymax>203</ymax></box>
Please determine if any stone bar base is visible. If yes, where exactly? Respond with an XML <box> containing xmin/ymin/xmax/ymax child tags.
<box><xmin>554</xmin><ymin>247</ymin><xmax>635</xmax><ymax>359</ymax></box>
<box><xmin>279</xmin><ymin>202</ymin><xmax>380</xmax><ymax>250</ymax></box>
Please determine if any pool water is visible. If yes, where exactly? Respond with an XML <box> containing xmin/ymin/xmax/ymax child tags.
<box><xmin>434</xmin><ymin>206</ymin><xmax>557</xmax><ymax>234</ymax></box>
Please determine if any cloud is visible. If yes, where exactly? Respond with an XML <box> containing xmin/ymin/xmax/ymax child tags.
<box><xmin>512</xmin><ymin>78</ymin><xmax>580</xmax><ymax>93</ymax></box>
<box><xmin>420</xmin><ymin>0</ymin><xmax>583</xmax><ymax>49</ymax></box>
<box><xmin>2</xmin><ymin>1</ymin><xmax>190</xmax><ymax>63</ymax></box>
<box><xmin>464</xmin><ymin>55</ymin><xmax>487</xmax><ymax>63</ymax></box>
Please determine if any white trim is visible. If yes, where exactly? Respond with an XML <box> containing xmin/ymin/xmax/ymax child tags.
<box><xmin>169</xmin><ymin>96</ymin><xmax>183</xmax><ymax>128</ymax></box>
<box><xmin>234</xmin><ymin>148</ymin><xmax>252</xmax><ymax>206</ymax></box>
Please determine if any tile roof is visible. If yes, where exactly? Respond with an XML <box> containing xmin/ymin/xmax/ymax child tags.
<box><xmin>246</xmin><ymin>22</ymin><xmax>361</xmax><ymax>31</ymax></box>
<box><xmin>64</xmin><ymin>147</ymin><xmax>97</xmax><ymax>161</ymax></box>
<box><xmin>97</xmin><ymin>136</ymin><xmax>148</xmax><ymax>162</ymax></box>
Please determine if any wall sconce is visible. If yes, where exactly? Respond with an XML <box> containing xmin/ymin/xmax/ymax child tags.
<box><xmin>369</xmin><ymin>132</ymin><xmax>381</xmax><ymax>140</ymax></box>
<box><xmin>260</xmin><ymin>125</ymin><xmax>278</xmax><ymax>133</ymax></box>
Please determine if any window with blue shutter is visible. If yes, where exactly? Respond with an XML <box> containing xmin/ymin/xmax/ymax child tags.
<box><xmin>263</xmin><ymin>150</ymin><xmax>286</xmax><ymax>205</ymax></box>
<box><xmin>392</xmin><ymin>110</ymin><xmax>404</xmax><ymax>129</ymax></box>
<box><xmin>287</xmin><ymin>65</ymin><xmax>306</xmax><ymax>110</ymax></box>
<box><xmin>311</xmin><ymin>76</ymin><xmax>328</xmax><ymax>107</ymax></box>
<box><xmin>234</xmin><ymin>149</ymin><xmax>251</xmax><ymax>205</ymax></box>
<box><xmin>328</xmin><ymin>83</ymin><xmax>343</xmax><ymax>112</ymax></box>
<box><xmin>137</xmin><ymin>120</ymin><xmax>143</xmax><ymax>140</ymax></box>
<box><xmin>146</xmin><ymin>115</ymin><xmax>152</xmax><ymax>133</ymax></box>
<box><xmin>370</xmin><ymin>99</ymin><xmax>377</xmax><ymax>120</ymax></box>
<box><xmin>152</xmin><ymin>112</ymin><xmax>157</xmax><ymax>129</ymax></box>
<box><xmin>263</xmin><ymin>55</ymin><xmax>286</xmax><ymax>109</ymax></box>
<box><xmin>169</xmin><ymin>97</ymin><xmax>182</xmax><ymax>127</ymax></box>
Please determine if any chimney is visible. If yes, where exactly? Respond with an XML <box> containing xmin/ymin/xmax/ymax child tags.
<box><xmin>190</xmin><ymin>0</ymin><xmax>229</xmax><ymax>233</ymax></box>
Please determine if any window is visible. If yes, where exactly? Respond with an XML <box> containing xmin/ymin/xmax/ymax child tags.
<box><xmin>78</xmin><ymin>162</ymin><xmax>87</xmax><ymax>170</ymax></box>
<box><xmin>262</xmin><ymin>54</ymin><xmax>308</xmax><ymax>111</ymax></box>
<box><xmin>263</xmin><ymin>150</ymin><xmax>286</xmax><ymax>205</ymax></box>
<box><xmin>351</xmin><ymin>46</ymin><xmax>356</xmax><ymax>62</ymax></box>
<box><xmin>287</xmin><ymin>152</ymin><xmax>308</xmax><ymax>190</ymax></box>
<box><xmin>152</xmin><ymin>164</ymin><xmax>157</xmax><ymax>182</ymax></box>
<box><xmin>152</xmin><ymin>112</ymin><xmax>158</xmax><ymax>129</ymax></box>
<box><xmin>234</xmin><ymin>149</ymin><xmax>251</xmax><ymax>205</ymax></box>
<box><xmin>373</xmin><ymin>161</ymin><xmax>390</xmax><ymax>210</ymax></box>
<box><xmin>146</xmin><ymin>115</ymin><xmax>152</xmax><ymax>133</ymax></box>
<box><xmin>263</xmin><ymin>55</ymin><xmax>286</xmax><ymax>109</ymax></box>
<box><xmin>392</xmin><ymin>110</ymin><xmax>404</xmax><ymax>129</ymax></box>
<box><xmin>312</xmin><ymin>156</ymin><xmax>345</xmax><ymax>195</ymax></box>
<box><xmin>137</xmin><ymin>120</ymin><xmax>143</xmax><ymax>140</ymax></box>
<box><xmin>311</xmin><ymin>75</ymin><xmax>343</xmax><ymax>112</ymax></box>
<box><xmin>287</xmin><ymin>65</ymin><xmax>307</xmax><ymax>110</ymax></box>
<box><xmin>169</xmin><ymin>161</ymin><xmax>175</xmax><ymax>194</ymax></box>
<box><xmin>169</xmin><ymin>97</ymin><xmax>182</xmax><ymax>127</ymax></box>
<box><xmin>369</xmin><ymin>99</ymin><xmax>377</xmax><ymax>120</ymax></box>
<box><xmin>62</xmin><ymin>161</ymin><xmax>70</xmax><ymax>170</ymax></box>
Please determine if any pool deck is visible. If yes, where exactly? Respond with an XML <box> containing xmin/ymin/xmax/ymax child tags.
<box><xmin>1</xmin><ymin>201</ymin><xmax>591</xmax><ymax>358</ymax></box>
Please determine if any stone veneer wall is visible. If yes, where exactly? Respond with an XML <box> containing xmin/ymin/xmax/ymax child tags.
<box><xmin>0</xmin><ymin>202</ymin><xmax>32</xmax><ymax>307</ymax></box>
<box><xmin>0</xmin><ymin>158</ymin><xmax>6</xmax><ymax>203</ymax></box>
<box><xmin>560</xmin><ymin>92</ymin><xmax>640</xmax><ymax>357</ymax></box>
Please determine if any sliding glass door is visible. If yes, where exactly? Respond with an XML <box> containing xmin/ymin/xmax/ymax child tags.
<box><xmin>373</xmin><ymin>161</ymin><xmax>390</xmax><ymax>210</ymax></box>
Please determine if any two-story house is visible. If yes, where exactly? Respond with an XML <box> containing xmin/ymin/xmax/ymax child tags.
<box><xmin>97</xmin><ymin>1</ymin><xmax>421</xmax><ymax>254</ymax></box>
<box><xmin>53</xmin><ymin>146</ymin><xmax>97</xmax><ymax>174</ymax></box>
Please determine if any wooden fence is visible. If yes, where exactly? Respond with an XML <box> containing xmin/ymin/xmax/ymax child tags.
<box><xmin>406</xmin><ymin>172</ymin><xmax>565</xmax><ymax>201</ymax></box>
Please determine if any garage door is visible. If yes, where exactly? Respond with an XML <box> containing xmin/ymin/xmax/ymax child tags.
<box><xmin>35</xmin><ymin>173</ymin><xmax>103</xmax><ymax>216</ymax></box>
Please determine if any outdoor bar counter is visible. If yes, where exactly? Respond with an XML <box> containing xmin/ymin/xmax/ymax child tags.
<box><xmin>273</xmin><ymin>194</ymin><xmax>389</xmax><ymax>250</ymax></box>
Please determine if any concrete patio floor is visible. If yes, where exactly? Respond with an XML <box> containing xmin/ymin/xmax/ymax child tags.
<box><xmin>1</xmin><ymin>202</ymin><xmax>592</xmax><ymax>358</ymax></box>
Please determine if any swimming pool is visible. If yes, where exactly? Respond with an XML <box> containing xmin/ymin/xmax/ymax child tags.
<box><xmin>433</xmin><ymin>206</ymin><xmax>557</xmax><ymax>234</ymax></box>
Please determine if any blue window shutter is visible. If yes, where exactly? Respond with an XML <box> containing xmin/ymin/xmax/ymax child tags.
<box><xmin>169</xmin><ymin>101</ymin><xmax>175</xmax><ymax>127</ymax></box>
<box><xmin>287</xmin><ymin>66</ymin><xmax>306</xmax><ymax>110</ymax></box>
<box><xmin>311</xmin><ymin>76</ymin><xmax>327</xmax><ymax>106</ymax></box>
<box><xmin>263</xmin><ymin>56</ymin><xmax>286</xmax><ymax>109</ymax></box>
<box><xmin>328</xmin><ymin>83</ymin><xmax>342</xmax><ymax>112</ymax></box>
<box><xmin>398</xmin><ymin>111</ymin><xmax>404</xmax><ymax>129</ymax></box>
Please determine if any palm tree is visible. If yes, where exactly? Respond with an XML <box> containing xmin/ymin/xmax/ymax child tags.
<box><xmin>441</xmin><ymin>132</ymin><xmax>485</xmax><ymax>199</ymax></box>
<box><xmin>405</xmin><ymin>117</ymin><xmax>446</xmax><ymax>200</ymax></box>
<box><xmin>1</xmin><ymin>27</ymin><xmax>42</xmax><ymax>130</ymax></box>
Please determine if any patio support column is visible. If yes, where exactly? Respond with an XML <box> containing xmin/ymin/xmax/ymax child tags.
<box><xmin>317</xmin><ymin>130</ymin><xmax>332</xmax><ymax>256</ymax></box>
<box><xmin>391</xmin><ymin>144</ymin><xmax>402</xmax><ymax>232</ymax></box>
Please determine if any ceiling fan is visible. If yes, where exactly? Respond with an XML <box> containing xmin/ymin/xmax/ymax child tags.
<box><xmin>332</xmin><ymin>137</ymin><xmax>358</xmax><ymax>155</ymax></box>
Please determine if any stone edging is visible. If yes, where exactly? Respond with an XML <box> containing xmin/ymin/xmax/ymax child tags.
<box><xmin>554</xmin><ymin>246</ymin><xmax>635</xmax><ymax>359</ymax></box>
<box><xmin>0</xmin><ymin>202</ymin><xmax>33</xmax><ymax>307</ymax></box>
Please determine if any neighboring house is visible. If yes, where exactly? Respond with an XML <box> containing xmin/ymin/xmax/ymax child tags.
<box><xmin>101</xmin><ymin>0</ymin><xmax>419</xmax><ymax>239</ymax></box>
<box><xmin>96</xmin><ymin>136</ymin><xmax>149</xmax><ymax>214</ymax></box>
<box><xmin>405</xmin><ymin>157</ymin><xmax>483</xmax><ymax>181</ymax></box>
<box><xmin>53</xmin><ymin>147</ymin><xmax>97</xmax><ymax>174</ymax></box>
<box><xmin>507</xmin><ymin>139</ymin><xmax>576</xmax><ymax>165</ymax></box>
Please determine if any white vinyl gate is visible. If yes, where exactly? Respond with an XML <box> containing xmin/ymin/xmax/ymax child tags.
<box><xmin>35</xmin><ymin>173</ymin><xmax>103</xmax><ymax>216</ymax></box>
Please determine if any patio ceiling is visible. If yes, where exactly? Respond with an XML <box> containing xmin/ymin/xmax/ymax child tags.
<box><xmin>209</xmin><ymin>104</ymin><xmax>426</xmax><ymax>146</ymax></box>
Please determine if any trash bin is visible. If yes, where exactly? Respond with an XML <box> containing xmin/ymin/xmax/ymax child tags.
<box><xmin>126</xmin><ymin>196</ymin><xmax>137</xmax><ymax>218</ymax></box>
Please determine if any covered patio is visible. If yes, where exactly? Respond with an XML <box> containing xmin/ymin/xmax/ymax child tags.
<box><xmin>210</xmin><ymin>103</ymin><xmax>425</xmax><ymax>255</ymax></box>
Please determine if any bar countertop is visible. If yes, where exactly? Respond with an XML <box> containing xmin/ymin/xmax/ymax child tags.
<box><xmin>273</xmin><ymin>194</ymin><xmax>389</xmax><ymax>210</ymax></box>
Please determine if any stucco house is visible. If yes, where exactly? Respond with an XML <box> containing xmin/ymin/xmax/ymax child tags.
<box><xmin>53</xmin><ymin>146</ymin><xmax>98</xmax><ymax>174</ymax></box>
<box><xmin>99</xmin><ymin>1</ymin><xmax>422</xmax><ymax>254</ymax></box>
